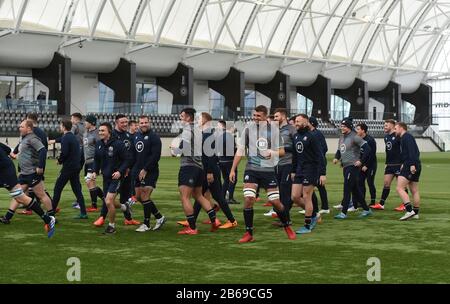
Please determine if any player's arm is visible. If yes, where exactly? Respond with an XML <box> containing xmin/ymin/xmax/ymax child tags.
<box><xmin>117</xmin><ymin>142</ymin><xmax>130</xmax><ymax>177</ymax></box>
<box><xmin>57</xmin><ymin>136</ymin><xmax>69</xmax><ymax>165</ymax></box>
<box><xmin>31</xmin><ymin>137</ymin><xmax>46</xmax><ymax>173</ymax></box>
<box><xmin>406</xmin><ymin>136</ymin><xmax>420</xmax><ymax>170</ymax></box>
<box><xmin>320</xmin><ymin>132</ymin><xmax>328</xmax><ymax>154</ymax></box>
<box><xmin>333</xmin><ymin>149</ymin><xmax>341</xmax><ymax>164</ymax></box>
<box><xmin>0</xmin><ymin>142</ymin><xmax>11</xmax><ymax>155</ymax></box>
<box><xmin>355</xmin><ymin>136</ymin><xmax>370</xmax><ymax>167</ymax></box>
<box><xmin>93</xmin><ymin>143</ymin><xmax>101</xmax><ymax>177</ymax></box>
<box><xmin>229</xmin><ymin>152</ymin><xmax>242</xmax><ymax>184</ymax></box>
<box><xmin>312</xmin><ymin>136</ymin><xmax>326</xmax><ymax>177</ymax></box>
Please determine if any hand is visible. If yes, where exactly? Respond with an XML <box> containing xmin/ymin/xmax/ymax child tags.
<box><xmin>207</xmin><ymin>173</ymin><xmax>214</xmax><ymax>184</ymax></box>
<box><xmin>125</xmin><ymin>168</ymin><xmax>130</xmax><ymax>178</ymax></box>
<box><xmin>260</xmin><ymin>150</ymin><xmax>272</xmax><ymax>159</ymax></box>
<box><xmin>48</xmin><ymin>139</ymin><xmax>56</xmax><ymax>145</ymax></box>
<box><xmin>355</xmin><ymin>161</ymin><xmax>362</xmax><ymax>167</ymax></box>
<box><xmin>410</xmin><ymin>165</ymin><xmax>416</xmax><ymax>174</ymax></box>
<box><xmin>290</xmin><ymin>173</ymin><xmax>296</xmax><ymax>181</ymax></box>
<box><xmin>112</xmin><ymin>171</ymin><xmax>121</xmax><ymax>180</ymax></box>
<box><xmin>139</xmin><ymin>169</ymin><xmax>147</xmax><ymax>181</ymax></box>
<box><xmin>362</xmin><ymin>166</ymin><xmax>368</xmax><ymax>172</ymax></box>
<box><xmin>36</xmin><ymin>168</ymin><xmax>44</xmax><ymax>175</ymax></box>
<box><xmin>9</xmin><ymin>152</ymin><xmax>17</xmax><ymax>159</ymax></box>
<box><xmin>319</xmin><ymin>175</ymin><xmax>326</xmax><ymax>186</ymax></box>
<box><xmin>229</xmin><ymin>170</ymin><xmax>236</xmax><ymax>184</ymax></box>
<box><xmin>333</xmin><ymin>159</ymin><xmax>338</xmax><ymax>165</ymax></box>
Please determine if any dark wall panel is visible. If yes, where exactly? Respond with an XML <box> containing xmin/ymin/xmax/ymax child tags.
<box><xmin>32</xmin><ymin>52</ymin><xmax>71</xmax><ymax>115</ymax></box>
<box><xmin>98</xmin><ymin>58</ymin><xmax>136</xmax><ymax>104</ymax></box>
<box><xmin>369</xmin><ymin>81</ymin><xmax>401</xmax><ymax>120</ymax></box>
<box><xmin>255</xmin><ymin>71</ymin><xmax>290</xmax><ymax>113</ymax></box>
<box><xmin>297</xmin><ymin>74</ymin><xmax>331</xmax><ymax>122</ymax></box>
<box><xmin>401</xmin><ymin>83</ymin><xmax>432</xmax><ymax>125</ymax></box>
<box><xmin>156</xmin><ymin>63</ymin><xmax>193</xmax><ymax>113</ymax></box>
<box><xmin>208</xmin><ymin>67</ymin><xmax>244</xmax><ymax>120</ymax></box>
<box><xmin>333</xmin><ymin>78</ymin><xmax>369</xmax><ymax>119</ymax></box>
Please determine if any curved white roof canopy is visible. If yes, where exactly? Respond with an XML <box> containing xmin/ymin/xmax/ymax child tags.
<box><xmin>1</xmin><ymin>0</ymin><xmax>449</xmax><ymax>91</ymax></box>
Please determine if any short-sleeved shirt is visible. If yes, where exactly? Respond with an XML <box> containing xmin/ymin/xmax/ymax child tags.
<box><xmin>84</xmin><ymin>128</ymin><xmax>99</xmax><ymax>163</ymax></box>
<box><xmin>18</xmin><ymin>133</ymin><xmax>45</xmax><ymax>175</ymax></box>
<box><xmin>178</xmin><ymin>123</ymin><xmax>203</xmax><ymax>169</ymax></box>
<box><xmin>240</xmin><ymin>121</ymin><xmax>282</xmax><ymax>172</ymax></box>
<box><xmin>278</xmin><ymin>123</ymin><xmax>296</xmax><ymax>166</ymax></box>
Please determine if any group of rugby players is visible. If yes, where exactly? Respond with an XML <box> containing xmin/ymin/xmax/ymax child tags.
<box><xmin>0</xmin><ymin>105</ymin><xmax>422</xmax><ymax>242</ymax></box>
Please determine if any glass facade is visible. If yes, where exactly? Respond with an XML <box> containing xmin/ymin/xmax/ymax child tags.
<box><xmin>296</xmin><ymin>93</ymin><xmax>313</xmax><ymax>116</ymax></box>
<box><xmin>330</xmin><ymin>94</ymin><xmax>351</xmax><ymax>121</ymax></box>
<box><xmin>244</xmin><ymin>90</ymin><xmax>256</xmax><ymax>117</ymax></box>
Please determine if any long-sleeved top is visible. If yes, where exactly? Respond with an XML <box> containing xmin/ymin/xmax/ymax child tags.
<box><xmin>311</xmin><ymin>128</ymin><xmax>328</xmax><ymax>156</ymax></box>
<box><xmin>94</xmin><ymin>137</ymin><xmax>130</xmax><ymax>180</ymax></box>
<box><xmin>201</xmin><ymin>127</ymin><xmax>220</xmax><ymax>175</ymax></box>
<box><xmin>113</xmin><ymin>129</ymin><xmax>134</xmax><ymax>169</ymax></box>
<box><xmin>13</xmin><ymin>126</ymin><xmax>48</xmax><ymax>154</ymax></box>
<box><xmin>334</xmin><ymin>130</ymin><xmax>370</xmax><ymax>168</ymax></box>
<box><xmin>362</xmin><ymin>134</ymin><xmax>377</xmax><ymax>168</ymax></box>
<box><xmin>18</xmin><ymin>133</ymin><xmax>47</xmax><ymax>175</ymax></box>
<box><xmin>58</xmin><ymin>132</ymin><xmax>81</xmax><ymax>171</ymax></box>
<box><xmin>72</xmin><ymin>122</ymin><xmax>85</xmax><ymax>147</ymax></box>
<box><xmin>278</xmin><ymin>123</ymin><xmax>296</xmax><ymax>166</ymax></box>
<box><xmin>384</xmin><ymin>132</ymin><xmax>402</xmax><ymax>165</ymax></box>
<box><xmin>292</xmin><ymin>128</ymin><xmax>326</xmax><ymax>176</ymax></box>
<box><xmin>84</xmin><ymin>128</ymin><xmax>99</xmax><ymax>164</ymax></box>
<box><xmin>216</xmin><ymin>130</ymin><xmax>236</xmax><ymax>163</ymax></box>
<box><xmin>400</xmin><ymin>132</ymin><xmax>421</xmax><ymax>167</ymax></box>
<box><xmin>0</xmin><ymin>142</ymin><xmax>13</xmax><ymax>169</ymax></box>
<box><xmin>131</xmin><ymin>129</ymin><xmax>162</xmax><ymax>174</ymax></box>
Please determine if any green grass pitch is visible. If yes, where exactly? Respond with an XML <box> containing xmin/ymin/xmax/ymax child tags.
<box><xmin>0</xmin><ymin>152</ymin><xmax>449</xmax><ymax>283</ymax></box>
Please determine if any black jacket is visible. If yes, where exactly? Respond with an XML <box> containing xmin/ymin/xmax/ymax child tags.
<box><xmin>94</xmin><ymin>137</ymin><xmax>130</xmax><ymax>180</ymax></box>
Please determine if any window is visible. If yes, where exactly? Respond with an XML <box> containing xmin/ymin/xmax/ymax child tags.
<box><xmin>99</xmin><ymin>82</ymin><xmax>115</xmax><ymax>112</ymax></box>
<box><xmin>209</xmin><ymin>89</ymin><xmax>225</xmax><ymax>120</ymax></box>
<box><xmin>330</xmin><ymin>95</ymin><xmax>350</xmax><ymax>121</ymax></box>
<box><xmin>244</xmin><ymin>89</ymin><xmax>256</xmax><ymax>117</ymax></box>
<box><xmin>296</xmin><ymin>93</ymin><xmax>313</xmax><ymax>116</ymax></box>
<box><xmin>428</xmin><ymin>78</ymin><xmax>450</xmax><ymax>131</ymax></box>
<box><xmin>136</xmin><ymin>83</ymin><xmax>158</xmax><ymax>114</ymax></box>
<box><xmin>401</xmin><ymin>101</ymin><xmax>416</xmax><ymax>124</ymax></box>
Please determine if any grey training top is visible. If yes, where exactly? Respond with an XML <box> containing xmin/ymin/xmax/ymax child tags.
<box><xmin>336</xmin><ymin>130</ymin><xmax>367</xmax><ymax>168</ymax></box>
<box><xmin>83</xmin><ymin>127</ymin><xmax>99</xmax><ymax>164</ymax></box>
<box><xmin>177</xmin><ymin>123</ymin><xmax>203</xmax><ymax>169</ymax></box>
<box><xmin>72</xmin><ymin>122</ymin><xmax>85</xmax><ymax>147</ymax></box>
<box><xmin>240</xmin><ymin>121</ymin><xmax>282</xmax><ymax>173</ymax></box>
<box><xmin>278</xmin><ymin>123</ymin><xmax>296</xmax><ymax>166</ymax></box>
<box><xmin>18</xmin><ymin>133</ymin><xmax>45</xmax><ymax>175</ymax></box>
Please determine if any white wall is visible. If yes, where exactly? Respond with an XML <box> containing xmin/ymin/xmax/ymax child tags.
<box><xmin>193</xmin><ymin>81</ymin><xmax>210</xmax><ymax>112</ymax></box>
<box><xmin>157</xmin><ymin>86</ymin><xmax>173</xmax><ymax>114</ymax></box>
<box><xmin>71</xmin><ymin>72</ymin><xmax>99</xmax><ymax>114</ymax></box>
<box><xmin>255</xmin><ymin>91</ymin><xmax>271</xmax><ymax>110</ymax></box>
<box><xmin>368</xmin><ymin>98</ymin><xmax>385</xmax><ymax>120</ymax></box>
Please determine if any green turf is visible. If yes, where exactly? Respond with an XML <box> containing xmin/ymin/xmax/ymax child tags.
<box><xmin>0</xmin><ymin>152</ymin><xmax>449</xmax><ymax>283</ymax></box>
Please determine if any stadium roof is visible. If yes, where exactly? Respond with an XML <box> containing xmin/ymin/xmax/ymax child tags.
<box><xmin>1</xmin><ymin>0</ymin><xmax>450</xmax><ymax>88</ymax></box>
